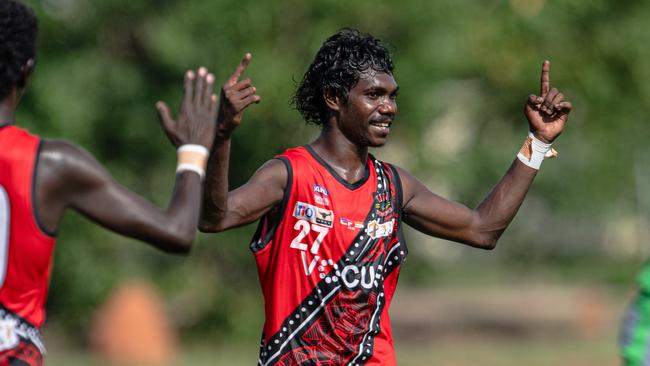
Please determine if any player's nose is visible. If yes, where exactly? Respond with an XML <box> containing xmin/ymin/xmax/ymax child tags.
<box><xmin>378</xmin><ymin>99</ymin><xmax>397</xmax><ymax>117</ymax></box>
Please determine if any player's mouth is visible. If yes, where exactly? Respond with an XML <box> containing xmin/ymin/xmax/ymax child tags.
<box><xmin>369</xmin><ymin>120</ymin><xmax>392</xmax><ymax>134</ymax></box>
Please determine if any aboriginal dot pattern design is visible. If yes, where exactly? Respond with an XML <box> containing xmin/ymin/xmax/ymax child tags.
<box><xmin>256</xmin><ymin>158</ymin><xmax>406</xmax><ymax>366</ymax></box>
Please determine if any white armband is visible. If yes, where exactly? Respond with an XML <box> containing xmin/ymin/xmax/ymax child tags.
<box><xmin>517</xmin><ymin>132</ymin><xmax>557</xmax><ymax>170</ymax></box>
<box><xmin>176</xmin><ymin>144</ymin><xmax>209</xmax><ymax>179</ymax></box>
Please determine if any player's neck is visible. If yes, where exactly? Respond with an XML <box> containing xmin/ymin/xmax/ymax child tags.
<box><xmin>310</xmin><ymin>127</ymin><xmax>368</xmax><ymax>184</ymax></box>
<box><xmin>0</xmin><ymin>102</ymin><xmax>16</xmax><ymax>127</ymax></box>
<box><xmin>0</xmin><ymin>90</ymin><xmax>19</xmax><ymax>127</ymax></box>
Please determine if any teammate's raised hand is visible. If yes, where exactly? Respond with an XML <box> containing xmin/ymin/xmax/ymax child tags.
<box><xmin>217</xmin><ymin>53</ymin><xmax>261</xmax><ymax>138</ymax></box>
<box><xmin>156</xmin><ymin>67</ymin><xmax>218</xmax><ymax>150</ymax></box>
<box><xmin>524</xmin><ymin>60</ymin><xmax>572</xmax><ymax>143</ymax></box>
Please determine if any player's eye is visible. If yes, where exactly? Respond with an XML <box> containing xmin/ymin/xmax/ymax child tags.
<box><xmin>366</xmin><ymin>91</ymin><xmax>381</xmax><ymax>99</ymax></box>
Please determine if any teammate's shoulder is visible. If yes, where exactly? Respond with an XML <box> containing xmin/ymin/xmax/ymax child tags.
<box><xmin>39</xmin><ymin>139</ymin><xmax>101</xmax><ymax>174</ymax></box>
<box><xmin>41</xmin><ymin>139</ymin><xmax>92</xmax><ymax>159</ymax></box>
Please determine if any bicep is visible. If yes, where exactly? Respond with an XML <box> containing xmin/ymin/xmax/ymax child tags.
<box><xmin>214</xmin><ymin>158</ymin><xmax>288</xmax><ymax>231</ymax></box>
<box><xmin>398</xmin><ymin>166</ymin><xmax>477</xmax><ymax>243</ymax></box>
<box><xmin>45</xmin><ymin>141</ymin><xmax>185</xmax><ymax>237</ymax></box>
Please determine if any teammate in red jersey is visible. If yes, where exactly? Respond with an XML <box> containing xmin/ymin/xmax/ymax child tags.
<box><xmin>0</xmin><ymin>1</ymin><xmax>218</xmax><ymax>364</ymax></box>
<box><xmin>200</xmin><ymin>29</ymin><xmax>572</xmax><ymax>365</ymax></box>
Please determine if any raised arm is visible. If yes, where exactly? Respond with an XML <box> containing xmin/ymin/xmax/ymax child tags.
<box><xmin>201</xmin><ymin>158</ymin><xmax>287</xmax><ymax>232</ymax></box>
<box><xmin>36</xmin><ymin>67</ymin><xmax>218</xmax><ymax>253</ymax></box>
<box><xmin>401</xmin><ymin>60</ymin><xmax>572</xmax><ymax>249</ymax></box>
<box><xmin>200</xmin><ymin>53</ymin><xmax>263</xmax><ymax>231</ymax></box>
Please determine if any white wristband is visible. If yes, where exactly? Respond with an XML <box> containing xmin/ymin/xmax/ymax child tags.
<box><xmin>177</xmin><ymin>144</ymin><xmax>209</xmax><ymax>156</ymax></box>
<box><xmin>176</xmin><ymin>163</ymin><xmax>205</xmax><ymax>179</ymax></box>
<box><xmin>176</xmin><ymin>144</ymin><xmax>209</xmax><ymax>179</ymax></box>
<box><xmin>517</xmin><ymin>132</ymin><xmax>557</xmax><ymax>170</ymax></box>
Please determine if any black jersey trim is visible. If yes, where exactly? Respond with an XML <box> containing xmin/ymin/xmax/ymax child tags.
<box><xmin>386</xmin><ymin>163</ymin><xmax>404</xmax><ymax>218</ymax></box>
<box><xmin>32</xmin><ymin>140</ymin><xmax>57</xmax><ymax>238</ymax></box>
<box><xmin>303</xmin><ymin>144</ymin><xmax>370</xmax><ymax>191</ymax></box>
<box><xmin>276</xmin><ymin>157</ymin><xmax>293</xmax><ymax>217</ymax></box>
<box><xmin>386</xmin><ymin>163</ymin><xmax>408</xmax><ymax>260</ymax></box>
<box><xmin>250</xmin><ymin>157</ymin><xmax>293</xmax><ymax>253</ymax></box>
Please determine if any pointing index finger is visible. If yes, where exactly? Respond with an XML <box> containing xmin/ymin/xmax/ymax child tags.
<box><xmin>540</xmin><ymin>60</ymin><xmax>550</xmax><ymax>97</ymax></box>
<box><xmin>228</xmin><ymin>53</ymin><xmax>252</xmax><ymax>86</ymax></box>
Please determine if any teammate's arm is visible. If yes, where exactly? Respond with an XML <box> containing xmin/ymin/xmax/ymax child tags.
<box><xmin>400</xmin><ymin>60</ymin><xmax>572</xmax><ymax>250</ymax></box>
<box><xmin>200</xmin><ymin>53</ymin><xmax>265</xmax><ymax>232</ymax></box>
<box><xmin>36</xmin><ymin>68</ymin><xmax>218</xmax><ymax>253</ymax></box>
<box><xmin>201</xmin><ymin>158</ymin><xmax>287</xmax><ymax>232</ymax></box>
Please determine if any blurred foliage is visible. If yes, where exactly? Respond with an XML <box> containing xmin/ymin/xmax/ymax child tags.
<box><xmin>13</xmin><ymin>0</ymin><xmax>650</xmax><ymax>343</ymax></box>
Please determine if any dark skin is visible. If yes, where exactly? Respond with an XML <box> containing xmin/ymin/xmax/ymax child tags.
<box><xmin>201</xmin><ymin>53</ymin><xmax>262</xmax><ymax>229</ymax></box>
<box><xmin>1</xmin><ymin>60</ymin><xmax>218</xmax><ymax>253</ymax></box>
<box><xmin>200</xmin><ymin>60</ymin><xmax>572</xmax><ymax>250</ymax></box>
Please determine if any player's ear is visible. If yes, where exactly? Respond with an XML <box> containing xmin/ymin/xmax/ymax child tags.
<box><xmin>16</xmin><ymin>59</ymin><xmax>35</xmax><ymax>90</ymax></box>
<box><xmin>323</xmin><ymin>88</ymin><xmax>341</xmax><ymax>112</ymax></box>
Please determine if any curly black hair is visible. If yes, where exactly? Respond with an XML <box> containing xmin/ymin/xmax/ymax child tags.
<box><xmin>293</xmin><ymin>28</ymin><xmax>394</xmax><ymax>125</ymax></box>
<box><xmin>0</xmin><ymin>0</ymin><xmax>38</xmax><ymax>101</ymax></box>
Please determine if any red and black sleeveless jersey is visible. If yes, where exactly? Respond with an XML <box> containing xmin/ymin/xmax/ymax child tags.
<box><xmin>251</xmin><ymin>145</ymin><xmax>407</xmax><ymax>365</ymax></box>
<box><xmin>0</xmin><ymin>125</ymin><xmax>56</xmax><ymax>328</ymax></box>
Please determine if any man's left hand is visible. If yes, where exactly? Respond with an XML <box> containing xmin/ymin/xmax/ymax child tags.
<box><xmin>524</xmin><ymin>60</ymin><xmax>572</xmax><ymax>143</ymax></box>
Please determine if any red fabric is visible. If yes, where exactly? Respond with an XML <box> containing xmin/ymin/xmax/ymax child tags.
<box><xmin>0</xmin><ymin>126</ymin><xmax>56</xmax><ymax>328</ymax></box>
<box><xmin>252</xmin><ymin>146</ymin><xmax>406</xmax><ymax>365</ymax></box>
<box><xmin>0</xmin><ymin>341</ymin><xmax>43</xmax><ymax>366</ymax></box>
<box><xmin>0</xmin><ymin>340</ymin><xmax>43</xmax><ymax>366</ymax></box>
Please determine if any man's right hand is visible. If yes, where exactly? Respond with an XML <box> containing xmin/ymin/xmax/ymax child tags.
<box><xmin>156</xmin><ymin>67</ymin><xmax>218</xmax><ymax>150</ymax></box>
<box><xmin>216</xmin><ymin>53</ymin><xmax>261</xmax><ymax>139</ymax></box>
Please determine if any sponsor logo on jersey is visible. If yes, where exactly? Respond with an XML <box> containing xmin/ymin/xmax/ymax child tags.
<box><xmin>314</xmin><ymin>194</ymin><xmax>330</xmax><ymax>206</ymax></box>
<box><xmin>313</xmin><ymin>184</ymin><xmax>329</xmax><ymax>196</ymax></box>
<box><xmin>313</xmin><ymin>184</ymin><xmax>331</xmax><ymax>206</ymax></box>
<box><xmin>293</xmin><ymin>201</ymin><xmax>334</xmax><ymax>227</ymax></box>
<box><xmin>339</xmin><ymin>217</ymin><xmax>364</xmax><ymax>230</ymax></box>
<box><xmin>374</xmin><ymin>191</ymin><xmax>393</xmax><ymax>217</ymax></box>
<box><xmin>365</xmin><ymin>219</ymin><xmax>394</xmax><ymax>239</ymax></box>
<box><xmin>340</xmin><ymin>263</ymin><xmax>380</xmax><ymax>290</ymax></box>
